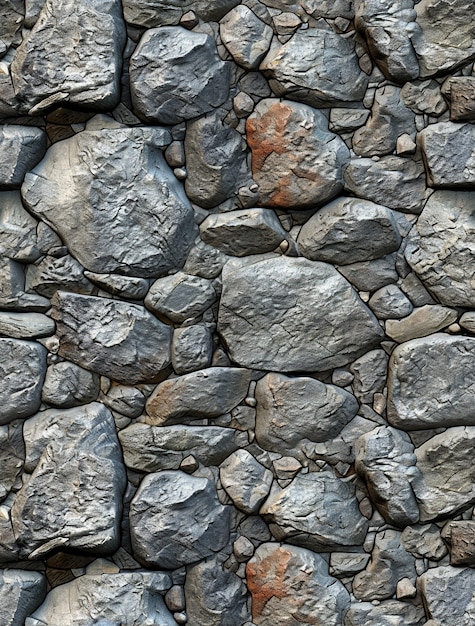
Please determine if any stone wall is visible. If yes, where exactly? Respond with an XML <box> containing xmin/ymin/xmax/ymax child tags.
<box><xmin>1</xmin><ymin>0</ymin><xmax>475</xmax><ymax>624</ymax></box>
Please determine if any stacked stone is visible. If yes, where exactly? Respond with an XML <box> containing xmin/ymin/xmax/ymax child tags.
<box><xmin>1</xmin><ymin>0</ymin><xmax>475</xmax><ymax>624</ymax></box>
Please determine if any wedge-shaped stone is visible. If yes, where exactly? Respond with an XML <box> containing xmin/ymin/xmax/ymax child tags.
<box><xmin>220</xmin><ymin>5</ymin><xmax>273</xmax><ymax>69</ymax></box>
<box><xmin>220</xmin><ymin>449</ymin><xmax>273</xmax><ymax>514</ymax></box>
<box><xmin>0</xmin><ymin>421</ymin><xmax>24</xmax><ymax>502</ymax></box>
<box><xmin>0</xmin><ymin>570</ymin><xmax>46</xmax><ymax>626</ymax></box>
<box><xmin>0</xmin><ymin>191</ymin><xmax>40</xmax><ymax>263</ymax></box>
<box><xmin>419</xmin><ymin>566</ymin><xmax>475</xmax><ymax>626</ymax></box>
<box><xmin>0</xmin><ymin>126</ymin><xmax>46</xmax><ymax>189</ymax></box>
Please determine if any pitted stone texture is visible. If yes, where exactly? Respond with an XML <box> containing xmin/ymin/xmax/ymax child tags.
<box><xmin>419</xmin><ymin>566</ymin><xmax>475</xmax><ymax>626</ymax></box>
<box><xmin>218</xmin><ymin>256</ymin><xmax>383</xmax><ymax>372</ymax></box>
<box><xmin>42</xmin><ymin>361</ymin><xmax>99</xmax><ymax>408</ymax></box>
<box><xmin>130</xmin><ymin>470</ymin><xmax>230</xmax><ymax>569</ymax></box>
<box><xmin>255</xmin><ymin>373</ymin><xmax>358</xmax><ymax>456</ymax></box>
<box><xmin>0</xmin><ymin>126</ymin><xmax>46</xmax><ymax>189</ymax></box>
<box><xmin>122</xmin><ymin>0</ymin><xmax>240</xmax><ymax>27</ymax></box>
<box><xmin>145</xmin><ymin>367</ymin><xmax>251</xmax><ymax>426</ymax></box>
<box><xmin>11</xmin><ymin>0</ymin><xmax>125</xmax><ymax>114</ymax></box>
<box><xmin>0</xmin><ymin>421</ymin><xmax>24</xmax><ymax>502</ymax></box>
<box><xmin>0</xmin><ymin>191</ymin><xmax>41</xmax><ymax>263</ymax></box>
<box><xmin>0</xmin><ymin>570</ymin><xmax>46</xmax><ymax>626</ymax></box>
<box><xmin>12</xmin><ymin>403</ymin><xmax>126</xmax><ymax>559</ymax></box>
<box><xmin>344</xmin><ymin>600</ymin><xmax>425</xmax><ymax>626</ymax></box>
<box><xmin>298</xmin><ymin>197</ymin><xmax>401</xmax><ymax>265</ymax></box>
<box><xmin>119</xmin><ymin>423</ymin><xmax>244</xmax><ymax>472</ymax></box>
<box><xmin>130</xmin><ymin>27</ymin><xmax>230</xmax><ymax>125</ymax></box>
<box><xmin>220</xmin><ymin>449</ymin><xmax>273</xmax><ymax>514</ymax></box>
<box><xmin>22</xmin><ymin>128</ymin><xmax>196</xmax><ymax>278</ymax></box>
<box><xmin>388</xmin><ymin>335</ymin><xmax>475</xmax><ymax>430</ymax></box>
<box><xmin>25</xmin><ymin>572</ymin><xmax>174</xmax><ymax>626</ymax></box>
<box><xmin>260</xmin><ymin>24</ymin><xmax>367</xmax><ymax>107</ymax></box>
<box><xmin>172</xmin><ymin>325</ymin><xmax>213</xmax><ymax>375</ymax></box>
<box><xmin>220</xmin><ymin>5</ymin><xmax>272</xmax><ymax>70</ymax></box>
<box><xmin>260</xmin><ymin>469</ymin><xmax>368</xmax><ymax>551</ymax></box>
<box><xmin>355</xmin><ymin>426</ymin><xmax>420</xmax><ymax>526</ymax></box>
<box><xmin>406</xmin><ymin>191</ymin><xmax>475</xmax><ymax>306</ymax></box>
<box><xmin>51</xmin><ymin>292</ymin><xmax>172</xmax><ymax>385</ymax></box>
<box><xmin>247</xmin><ymin>543</ymin><xmax>350</xmax><ymax>626</ymax></box>
<box><xmin>448</xmin><ymin>77</ymin><xmax>475</xmax><ymax>121</ymax></box>
<box><xmin>0</xmin><ymin>338</ymin><xmax>46</xmax><ymax>425</ymax></box>
<box><xmin>246</xmin><ymin>99</ymin><xmax>350</xmax><ymax>209</ymax></box>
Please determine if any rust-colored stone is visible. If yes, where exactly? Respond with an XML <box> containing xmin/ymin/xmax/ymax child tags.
<box><xmin>246</xmin><ymin>544</ymin><xmax>292</xmax><ymax>618</ymax></box>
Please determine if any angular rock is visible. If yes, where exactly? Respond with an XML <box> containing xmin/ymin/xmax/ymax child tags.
<box><xmin>344</xmin><ymin>600</ymin><xmax>425</xmax><ymax>626</ymax></box>
<box><xmin>220</xmin><ymin>5</ymin><xmax>272</xmax><ymax>69</ymax></box>
<box><xmin>419</xmin><ymin>566</ymin><xmax>475</xmax><ymax>626</ymax></box>
<box><xmin>220</xmin><ymin>449</ymin><xmax>273</xmax><ymax>514</ymax></box>
<box><xmin>83</xmin><ymin>272</ymin><xmax>149</xmax><ymax>300</ymax></box>
<box><xmin>218</xmin><ymin>255</ymin><xmax>383</xmax><ymax>372</ymax></box>
<box><xmin>184</xmin><ymin>239</ymin><xmax>229</xmax><ymax>279</ymax></box>
<box><xmin>0</xmin><ymin>258</ymin><xmax>49</xmax><ymax>312</ymax></box>
<box><xmin>25</xmin><ymin>572</ymin><xmax>174</xmax><ymax>626</ymax></box>
<box><xmin>0</xmin><ymin>421</ymin><xmax>24</xmax><ymax>502</ymax></box>
<box><xmin>260</xmin><ymin>24</ymin><xmax>367</xmax><ymax>107</ymax></box>
<box><xmin>51</xmin><ymin>291</ymin><xmax>172</xmax><ymax>385</ymax></box>
<box><xmin>388</xmin><ymin>335</ymin><xmax>475</xmax><ymax>429</ymax></box>
<box><xmin>0</xmin><ymin>126</ymin><xmax>46</xmax><ymax>189</ymax></box>
<box><xmin>0</xmin><ymin>338</ymin><xmax>46</xmax><ymax>425</ymax></box>
<box><xmin>11</xmin><ymin>0</ymin><xmax>126</xmax><ymax>114</ymax></box>
<box><xmin>0</xmin><ymin>191</ymin><xmax>40</xmax><ymax>263</ymax></box>
<box><xmin>247</xmin><ymin>543</ymin><xmax>350</xmax><ymax>626</ymax></box>
<box><xmin>100</xmin><ymin>385</ymin><xmax>145</xmax><ymax>418</ymax></box>
<box><xmin>22</xmin><ymin>128</ymin><xmax>196</xmax><ymax>278</ymax></box>
<box><xmin>260</xmin><ymin>469</ymin><xmax>368</xmax><ymax>551</ymax></box>
<box><xmin>329</xmin><ymin>108</ymin><xmax>370</xmax><ymax>133</ymax></box>
<box><xmin>401</xmin><ymin>79</ymin><xmax>447</xmax><ymax>116</ymax></box>
<box><xmin>130</xmin><ymin>470</ymin><xmax>230</xmax><ymax>569</ymax></box>
<box><xmin>369</xmin><ymin>284</ymin><xmax>413</xmax><ymax>320</ymax></box>
<box><xmin>401</xmin><ymin>523</ymin><xmax>447</xmax><ymax>560</ymax></box>
<box><xmin>42</xmin><ymin>361</ymin><xmax>99</xmax><ymax>408</ymax></box>
<box><xmin>448</xmin><ymin>76</ymin><xmax>475</xmax><ymax>121</ymax></box>
<box><xmin>172</xmin><ymin>325</ymin><xmax>213</xmax><ymax>375</ymax></box>
<box><xmin>460</xmin><ymin>312</ymin><xmax>475</xmax><ymax>333</ymax></box>
<box><xmin>385</xmin><ymin>305</ymin><xmax>458</xmax><ymax>343</ymax></box>
<box><xmin>12</xmin><ymin>403</ymin><xmax>126</xmax><ymax>559</ymax></box>
<box><xmin>261</xmin><ymin>0</ymin><xmax>353</xmax><ymax>19</ymax></box>
<box><xmin>246</xmin><ymin>99</ymin><xmax>350</xmax><ymax>209</ymax></box>
<box><xmin>337</xmin><ymin>254</ymin><xmax>398</xmax><ymax>292</ymax></box>
<box><xmin>329</xmin><ymin>552</ymin><xmax>370</xmax><ymax>578</ymax></box>
<box><xmin>122</xmin><ymin>0</ymin><xmax>240</xmax><ymax>27</ymax></box>
<box><xmin>130</xmin><ymin>27</ymin><xmax>230</xmax><ymax>124</ymax></box>
<box><xmin>298</xmin><ymin>197</ymin><xmax>401</xmax><ymax>265</ymax></box>
<box><xmin>442</xmin><ymin>521</ymin><xmax>475</xmax><ymax>566</ymax></box>
<box><xmin>25</xmin><ymin>254</ymin><xmax>94</xmax><ymax>298</ymax></box>
<box><xmin>119</xmin><ymin>423</ymin><xmax>245</xmax><ymax>472</ymax></box>
<box><xmin>255</xmin><ymin>373</ymin><xmax>359</xmax><ymax>456</ymax></box>
<box><xmin>0</xmin><ymin>570</ymin><xmax>46</xmax><ymax>626</ymax></box>
<box><xmin>0</xmin><ymin>312</ymin><xmax>54</xmax><ymax>339</ymax></box>
<box><xmin>0</xmin><ymin>0</ymin><xmax>24</xmax><ymax>51</ymax></box>
<box><xmin>145</xmin><ymin>367</ymin><xmax>251</xmax><ymax>425</ymax></box>
<box><xmin>350</xmin><ymin>349</ymin><xmax>388</xmax><ymax>404</ymax></box>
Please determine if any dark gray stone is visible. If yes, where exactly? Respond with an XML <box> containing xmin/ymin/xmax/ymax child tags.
<box><xmin>0</xmin><ymin>126</ymin><xmax>46</xmax><ymax>189</ymax></box>
<box><xmin>0</xmin><ymin>570</ymin><xmax>46</xmax><ymax>626</ymax></box>
<box><xmin>0</xmin><ymin>191</ymin><xmax>41</xmax><ymax>263</ymax></box>
<box><xmin>0</xmin><ymin>421</ymin><xmax>24</xmax><ymax>502</ymax></box>
<box><xmin>369</xmin><ymin>284</ymin><xmax>413</xmax><ymax>319</ymax></box>
<box><xmin>171</xmin><ymin>325</ymin><xmax>213</xmax><ymax>375</ymax></box>
<box><xmin>42</xmin><ymin>361</ymin><xmax>99</xmax><ymax>408</ymax></box>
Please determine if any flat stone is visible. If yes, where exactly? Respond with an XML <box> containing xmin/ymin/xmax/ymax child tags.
<box><xmin>388</xmin><ymin>334</ymin><xmax>475</xmax><ymax>429</ymax></box>
<box><xmin>51</xmin><ymin>291</ymin><xmax>172</xmax><ymax>385</ymax></box>
<box><xmin>329</xmin><ymin>108</ymin><xmax>370</xmax><ymax>133</ymax></box>
<box><xmin>369</xmin><ymin>285</ymin><xmax>413</xmax><ymax>320</ymax></box>
<box><xmin>130</xmin><ymin>470</ymin><xmax>230</xmax><ymax>569</ymax></box>
<box><xmin>0</xmin><ymin>312</ymin><xmax>54</xmax><ymax>339</ymax></box>
<box><xmin>220</xmin><ymin>5</ymin><xmax>273</xmax><ymax>69</ymax></box>
<box><xmin>247</xmin><ymin>543</ymin><xmax>350</xmax><ymax>626</ymax></box>
<box><xmin>401</xmin><ymin>523</ymin><xmax>447</xmax><ymax>560</ymax></box>
<box><xmin>246</xmin><ymin>99</ymin><xmax>350</xmax><ymax>209</ymax></box>
<box><xmin>0</xmin><ymin>126</ymin><xmax>46</xmax><ymax>189</ymax></box>
<box><xmin>298</xmin><ymin>197</ymin><xmax>401</xmax><ymax>264</ymax></box>
<box><xmin>0</xmin><ymin>570</ymin><xmax>46</xmax><ymax>626</ymax></box>
<box><xmin>25</xmin><ymin>254</ymin><xmax>94</xmax><ymax>298</ymax></box>
<box><xmin>130</xmin><ymin>27</ymin><xmax>230</xmax><ymax>124</ymax></box>
<box><xmin>12</xmin><ymin>403</ymin><xmax>126</xmax><ymax>559</ymax></box>
<box><xmin>145</xmin><ymin>367</ymin><xmax>251</xmax><ymax>426</ymax></box>
<box><xmin>419</xmin><ymin>566</ymin><xmax>475</xmax><ymax>626</ymax></box>
<box><xmin>344</xmin><ymin>600</ymin><xmax>425</xmax><ymax>626</ymax></box>
<box><xmin>337</xmin><ymin>254</ymin><xmax>398</xmax><ymax>292</ymax></box>
<box><xmin>100</xmin><ymin>385</ymin><xmax>145</xmax><ymax>418</ymax></box>
<box><xmin>0</xmin><ymin>191</ymin><xmax>40</xmax><ymax>263</ymax></box>
<box><xmin>122</xmin><ymin>0</ymin><xmax>240</xmax><ymax>27</ymax></box>
<box><xmin>442</xmin><ymin>521</ymin><xmax>475</xmax><ymax>566</ymax></box>
<box><xmin>171</xmin><ymin>325</ymin><xmax>213</xmax><ymax>375</ymax></box>
<box><xmin>42</xmin><ymin>361</ymin><xmax>99</xmax><ymax>408</ymax></box>
<box><xmin>0</xmin><ymin>338</ymin><xmax>46</xmax><ymax>425</ymax></box>
<box><xmin>385</xmin><ymin>305</ymin><xmax>458</xmax><ymax>342</ymax></box>
<box><xmin>83</xmin><ymin>272</ymin><xmax>149</xmax><ymax>300</ymax></box>
<box><xmin>184</xmin><ymin>239</ymin><xmax>229</xmax><ymax>280</ymax></box>
<box><xmin>260</xmin><ymin>469</ymin><xmax>368</xmax><ymax>551</ymax></box>
<box><xmin>218</xmin><ymin>255</ymin><xmax>383</xmax><ymax>372</ymax></box>
<box><xmin>260</xmin><ymin>24</ymin><xmax>367</xmax><ymax>107</ymax></box>
<box><xmin>22</xmin><ymin>128</ymin><xmax>196</xmax><ymax>278</ymax></box>
<box><xmin>255</xmin><ymin>373</ymin><xmax>358</xmax><ymax>456</ymax></box>
<box><xmin>401</xmin><ymin>79</ymin><xmax>447</xmax><ymax>116</ymax></box>
<box><xmin>220</xmin><ymin>449</ymin><xmax>273</xmax><ymax>514</ymax></box>
<box><xmin>329</xmin><ymin>552</ymin><xmax>370</xmax><ymax>578</ymax></box>
<box><xmin>11</xmin><ymin>0</ymin><xmax>126</xmax><ymax>114</ymax></box>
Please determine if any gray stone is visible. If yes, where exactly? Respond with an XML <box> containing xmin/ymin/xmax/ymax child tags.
<box><xmin>401</xmin><ymin>79</ymin><xmax>447</xmax><ymax>116</ymax></box>
<box><xmin>401</xmin><ymin>523</ymin><xmax>447</xmax><ymax>560</ymax></box>
<box><xmin>220</xmin><ymin>449</ymin><xmax>273</xmax><ymax>514</ymax></box>
<box><xmin>261</xmin><ymin>0</ymin><xmax>353</xmax><ymax>19</ymax></box>
<box><xmin>442</xmin><ymin>521</ymin><xmax>475</xmax><ymax>566</ymax></box>
<box><xmin>337</xmin><ymin>254</ymin><xmax>398</xmax><ymax>292</ymax></box>
<box><xmin>145</xmin><ymin>367</ymin><xmax>251</xmax><ymax>426</ymax></box>
<box><xmin>51</xmin><ymin>291</ymin><xmax>172</xmax><ymax>385</ymax></box>
<box><xmin>344</xmin><ymin>156</ymin><xmax>427</xmax><ymax>214</ymax></box>
<box><xmin>0</xmin><ymin>421</ymin><xmax>24</xmax><ymax>502</ymax></box>
<box><xmin>83</xmin><ymin>272</ymin><xmax>149</xmax><ymax>300</ymax></box>
<box><xmin>298</xmin><ymin>197</ymin><xmax>401</xmax><ymax>265</ymax></box>
<box><xmin>0</xmin><ymin>570</ymin><xmax>46</xmax><ymax>626</ymax></box>
<box><xmin>247</xmin><ymin>543</ymin><xmax>350</xmax><ymax>626</ymax></box>
<box><xmin>218</xmin><ymin>255</ymin><xmax>383</xmax><ymax>372</ymax></box>
<box><xmin>388</xmin><ymin>335</ymin><xmax>475</xmax><ymax>430</ymax></box>
<box><xmin>0</xmin><ymin>0</ymin><xmax>24</xmax><ymax>52</ymax></box>
<box><xmin>42</xmin><ymin>361</ymin><xmax>100</xmax><ymax>408</ymax></box>
<box><xmin>184</xmin><ymin>239</ymin><xmax>229</xmax><ymax>279</ymax></box>
<box><xmin>260</xmin><ymin>469</ymin><xmax>368</xmax><ymax>551</ymax></box>
<box><xmin>385</xmin><ymin>305</ymin><xmax>458</xmax><ymax>343</ymax></box>
<box><xmin>172</xmin><ymin>325</ymin><xmax>213</xmax><ymax>375</ymax></box>
<box><xmin>25</xmin><ymin>572</ymin><xmax>174</xmax><ymax>626</ymax></box>
<box><xmin>130</xmin><ymin>27</ymin><xmax>230</xmax><ymax>125</ymax></box>
<box><xmin>12</xmin><ymin>403</ymin><xmax>126</xmax><ymax>559</ymax></box>
<box><xmin>447</xmin><ymin>76</ymin><xmax>475</xmax><ymax>121</ymax></box>
<box><xmin>350</xmin><ymin>349</ymin><xmax>388</xmax><ymax>404</ymax></box>
<box><xmin>11</xmin><ymin>0</ymin><xmax>125</xmax><ymax>114</ymax></box>
<box><xmin>220</xmin><ymin>6</ymin><xmax>272</xmax><ymax>70</ymax></box>
<box><xmin>22</xmin><ymin>128</ymin><xmax>196</xmax><ymax>278</ymax></box>
<box><xmin>260</xmin><ymin>24</ymin><xmax>367</xmax><ymax>107</ymax></box>
<box><xmin>0</xmin><ymin>338</ymin><xmax>46</xmax><ymax>425</ymax></box>
<box><xmin>119</xmin><ymin>423</ymin><xmax>244</xmax><ymax>472</ymax></box>
<box><xmin>0</xmin><ymin>191</ymin><xmax>40</xmax><ymax>263</ymax></box>
<box><xmin>329</xmin><ymin>552</ymin><xmax>370</xmax><ymax>577</ymax></box>
<box><xmin>0</xmin><ymin>126</ymin><xmax>46</xmax><ymax>189</ymax></box>
<box><xmin>0</xmin><ymin>311</ymin><xmax>54</xmax><ymax>339</ymax></box>
<box><xmin>145</xmin><ymin>272</ymin><xmax>216</xmax><ymax>324</ymax></box>
<box><xmin>0</xmin><ymin>257</ymin><xmax>49</xmax><ymax>312</ymax></box>
<box><xmin>400</xmin><ymin>272</ymin><xmax>436</xmax><ymax>307</ymax></box>
<box><xmin>460</xmin><ymin>312</ymin><xmax>475</xmax><ymax>333</ymax></box>
<box><xmin>122</xmin><ymin>0</ymin><xmax>240</xmax><ymax>27</ymax></box>
<box><xmin>185</xmin><ymin>556</ymin><xmax>251</xmax><ymax>626</ymax></box>
<box><xmin>369</xmin><ymin>285</ymin><xmax>413</xmax><ymax>319</ymax></box>
<box><xmin>100</xmin><ymin>385</ymin><xmax>145</xmax><ymax>418</ymax></box>
<box><xmin>255</xmin><ymin>373</ymin><xmax>358</xmax><ymax>456</ymax></box>
<box><xmin>419</xmin><ymin>566</ymin><xmax>475</xmax><ymax>626</ymax></box>
<box><xmin>344</xmin><ymin>600</ymin><xmax>425</xmax><ymax>626</ymax></box>
<box><xmin>246</xmin><ymin>99</ymin><xmax>349</xmax><ymax>209</ymax></box>
<box><xmin>130</xmin><ymin>470</ymin><xmax>230</xmax><ymax>569</ymax></box>
<box><xmin>25</xmin><ymin>254</ymin><xmax>94</xmax><ymax>298</ymax></box>
<box><xmin>329</xmin><ymin>108</ymin><xmax>371</xmax><ymax>133</ymax></box>
<box><xmin>200</xmin><ymin>208</ymin><xmax>287</xmax><ymax>257</ymax></box>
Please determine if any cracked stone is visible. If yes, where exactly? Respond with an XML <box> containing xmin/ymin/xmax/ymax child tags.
<box><xmin>220</xmin><ymin>449</ymin><xmax>273</xmax><ymax>514</ymax></box>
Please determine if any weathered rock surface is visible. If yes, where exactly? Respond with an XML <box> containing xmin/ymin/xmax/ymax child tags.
<box><xmin>419</xmin><ymin>566</ymin><xmax>475</xmax><ymax>626</ymax></box>
<box><xmin>447</xmin><ymin>76</ymin><xmax>475</xmax><ymax>121</ymax></box>
<box><xmin>220</xmin><ymin>5</ymin><xmax>272</xmax><ymax>69</ymax></box>
<box><xmin>0</xmin><ymin>126</ymin><xmax>46</xmax><ymax>189</ymax></box>
<box><xmin>337</xmin><ymin>254</ymin><xmax>398</xmax><ymax>292</ymax></box>
<box><xmin>83</xmin><ymin>272</ymin><xmax>149</xmax><ymax>300</ymax></box>
<box><xmin>25</xmin><ymin>254</ymin><xmax>94</xmax><ymax>298</ymax></box>
<box><xmin>442</xmin><ymin>521</ymin><xmax>475</xmax><ymax>566</ymax></box>
<box><xmin>385</xmin><ymin>305</ymin><xmax>458</xmax><ymax>343</ymax></box>
<box><xmin>0</xmin><ymin>191</ymin><xmax>41</xmax><ymax>263</ymax></box>
<box><xmin>22</xmin><ymin>128</ymin><xmax>196</xmax><ymax>278</ymax></box>
<box><xmin>171</xmin><ymin>325</ymin><xmax>213</xmax><ymax>375</ymax></box>
<box><xmin>368</xmin><ymin>284</ymin><xmax>413</xmax><ymax>320</ymax></box>
<box><xmin>130</xmin><ymin>471</ymin><xmax>230</xmax><ymax>569</ymax></box>
<box><xmin>220</xmin><ymin>449</ymin><xmax>273</xmax><ymax>513</ymax></box>
<box><xmin>344</xmin><ymin>600</ymin><xmax>425</xmax><ymax>626</ymax></box>
<box><xmin>100</xmin><ymin>385</ymin><xmax>145</xmax><ymax>418</ymax></box>
<box><xmin>246</xmin><ymin>99</ymin><xmax>350</xmax><ymax>208</ymax></box>
<box><xmin>218</xmin><ymin>256</ymin><xmax>383</xmax><ymax>372</ymax></box>
<box><xmin>0</xmin><ymin>569</ymin><xmax>46</xmax><ymax>626</ymax></box>
<box><xmin>0</xmin><ymin>421</ymin><xmax>24</xmax><ymax>501</ymax></box>
<box><xmin>42</xmin><ymin>361</ymin><xmax>99</xmax><ymax>408</ymax></box>
<box><xmin>0</xmin><ymin>311</ymin><xmax>54</xmax><ymax>339</ymax></box>
<box><xmin>51</xmin><ymin>291</ymin><xmax>172</xmax><ymax>385</ymax></box>
<box><xmin>122</xmin><ymin>0</ymin><xmax>240</xmax><ymax>27</ymax></box>
<box><xmin>401</xmin><ymin>523</ymin><xmax>447</xmax><ymax>561</ymax></box>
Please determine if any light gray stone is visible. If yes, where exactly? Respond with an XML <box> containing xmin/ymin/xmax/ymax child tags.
<box><xmin>0</xmin><ymin>257</ymin><xmax>49</xmax><ymax>312</ymax></box>
<box><xmin>42</xmin><ymin>361</ymin><xmax>99</xmax><ymax>408</ymax></box>
<box><xmin>172</xmin><ymin>325</ymin><xmax>213</xmax><ymax>375</ymax></box>
<box><xmin>369</xmin><ymin>284</ymin><xmax>413</xmax><ymax>319</ymax></box>
<box><xmin>0</xmin><ymin>570</ymin><xmax>46</xmax><ymax>626</ymax></box>
<box><xmin>329</xmin><ymin>552</ymin><xmax>370</xmax><ymax>577</ymax></box>
<box><xmin>130</xmin><ymin>470</ymin><xmax>230</xmax><ymax>569</ymax></box>
<box><xmin>401</xmin><ymin>523</ymin><xmax>447</xmax><ymax>560</ymax></box>
<box><xmin>401</xmin><ymin>79</ymin><xmax>447</xmax><ymax>116</ymax></box>
<box><xmin>145</xmin><ymin>367</ymin><xmax>251</xmax><ymax>426</ymax></box>
<box><xmin>122</xmin><ymin>0</ymin><xmax>240</xmax><ymax>27</ymax></box>
<box><xmin>0</xmin><ymin>126</ymin><xmax>46</xmax><ymax>189</ymax></box>
<box><xmin>0</xmin><ymin>0</ymin><xmax>24</xmax><ymax>53</ymax></box>
<box><xmin>11</xmin><ymin>0</ymin><xmax>126</xmax><ymax>114</ymax></box>
<box><xmin>388</xmin><ymin>335</ymin><xmax>475</xmax><ymax>429</ymax></box>
<box><xmin>0</xmin><ymin>421</ymin><xmax>24</xmax><ymax>502</ymax></box>
<box><xmin>218</xmin><ymin>255</ymin><xmax>383</xmax><ymax>372</ymax></box>
<box><xmin>0</xmin><ymin>311</ymin><xmax>54</xmax><ymax>339</ymax></box>
<box><xmin>419</xmin><ymin>566</ymin><xmax>475</xmax><ymax>626</ymax></box>
<box><xmin>12</xmin><ymin>403</ymin><xmax>126</xmax><ymax>559</ymax></box>
<box><xmin>25</xmin><ymin>254</ymin><xmax>94</xmax><ymax>298</ymax></box>
<box><xmin>0</xmin><ymin>338</ymin><xmax>46</xmax><ymax>425</ymax></box>
<box><xmin>260</xmin><ymin>0</ymin><xmax>353</xmax><ymax>19</ymax></box>
<box><xmin>184</xmin><ymin>239</ymin><xmax>229</xmax><ymax>279</ymax></box>
<box><xmin>460</xmin><ymin>312</ymin><xmax>475</xmax><ymax>333</ymax></box>
<box><xmin>130</xmin><ymin>27</ymin><xmax>230</xmax><ymax>124</ymax></box>
<box><xmin>0</xmin><ymin>191</ymin><xmax>40</xmax><ymax>263</ymax></box>
<box><xmin>220</xmin><ymin>449</ymin><xmax>273</xmax><ymax>514</ymax></box>
<box><xmin>51</xmin><ymin>291</ymin><xmax>172</xmax><ymax>385</ymax></box>
<box><xmin>344</xmin><ymin>600</ymin><xmax>425</xmax><ymax>626</ymax></box>
<box><xmin>83</xmin><ymin>272</ymin><xmax>149</xmax><ymax>300</ymax></box>
<box><xmin>350</xmin><ymin>349</ymin><xmax>388</xmax><ymax>405</ymax></box>
<box><xmin>220</xmin><ymin>6</ymin><xmax>272</xmax><ymax>70</ymax></box>
<box><xmin>100</xmin><ymin>385</ymin><xmax>145</xmax><ymax>418</ymax></box>
<box><xmin>260</xmin><ymin>469</ymin><xmax>368</xmax><ymax>551</ymax></box>
<box><xmin>260</xmin><ymin>24</ymin><xmax>367</xmax><ymax>107</ymax></box>
<box><xmin>385</xmin><ymin>305</ymin><xmax>458</xmax><ymax>342</ymax></box>
<box><xmin>22</xmin><ymin>128</ymin><xmax>196</xmax><ymax>278</ymax></box>
<box><xmin>337</xmin><ymin>254</ymin><xmax>398</xmax><ymax>292</ymax></box>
